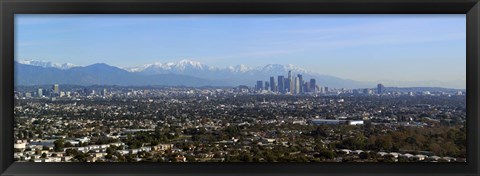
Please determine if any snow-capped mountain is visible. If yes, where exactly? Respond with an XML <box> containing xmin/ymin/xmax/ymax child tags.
<box><xmin>227</xmin><ymin>64</ymin><xmax>253</xmax><ymax>73</ymax></box>
<box><xmin>125</xmin><ymin>59</ymin><xmax>216</xmax><ymax>74</ymax></box>
<box><xmin>18</xmin><ymin>60</ymin><xmax>76</xmax><ymax>70</ymax></box>
<box><xmin>254</xmin><ymin>64</ymin><xmax>311</xmax><ymax>75</ymax></box>
<box><xmin>126</xmin><ymin>60</ymin><xmax>312</xmax><ymax>75</ymax></box>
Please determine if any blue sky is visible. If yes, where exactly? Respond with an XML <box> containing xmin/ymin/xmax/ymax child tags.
<box><xmin>15</xmin><ymin>14</ymin><xmax>465</xmax><ymax>84</ymax></box>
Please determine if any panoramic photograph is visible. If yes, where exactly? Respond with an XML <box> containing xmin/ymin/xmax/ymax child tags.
<box><xmin>13</xmin><ymin>14</ymin><xmax>466</xmax><ymax>162</ymax></box>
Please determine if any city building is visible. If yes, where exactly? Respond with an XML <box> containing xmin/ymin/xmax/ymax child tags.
<box><xmin>294</xmin><ymin>76</ymin><xmax>300</xmax><ymax>94</ymax></box>
<box><xmin>377</xmin><ymin>83</ymin><xmax>385</xmax><ymax>94</ymax></box>
<box><xmin>37</xmin><ymin>88</ymin><xmax>43</xmax><ymax>97</ymax></box>
<box><xmin>288</xmin><ymin>71</ymin><xmax>293</xmax><ymax>94</ymax></box>
<box><xmin>256</xmin><ymin>81</ymin><xmax>263</xmax><ymax>91</ymax></box>
<box><xmin>285</xmin><ymin>78</ymin><xmax>290</xmax><ymax>93</ymax></box>
<box><xmin>363</xmin><ymin>88</ymin><xmax>373</xmax><ymax>95</ymax></box>
<box><xmin>277</xmin><ymin>76</ymin><xmax>285</xmax><ymax>94</ymax></box>
<box><xmin>53</xmin><ymin>84</ymin><xmax>59</xmax><ymax>94</ymax></box>
<box><xmin>297</xmin><ymin>74</ymin><xmax>303</xmax><ymax>93</ymax></box>
<box><xmin>101</xmin><ymin>88</ymin><xmax>108</xmax><ymax>96</ymax></box>
<box><xmin>310</xmin><ymin>79</ymin><xmax>316</xmax><ymax>93</ymax></box>
<box><xmin>270</xmin><ymin>77</ymin><xmax>276</xmax><ymax>92</ymax></box>
<box><xmin>304</xmin><ymin>82</ymin><xmax>310</xmax><ymax>93</ymax></box>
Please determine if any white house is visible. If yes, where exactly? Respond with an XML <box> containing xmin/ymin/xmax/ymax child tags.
<box><xmin>340</xmin><ymin>149</ymin><xmax>352</xmax><ymax>154</ymax></box>
<box><xmin>401</xmin><ymin>153</ymin><xmax>414</xmax><ymax>158</ymax></box>
<box><xmin>429</xmin><ymin>156</ymin><xmax>441</xmax><ymax>161</ymax></box>
<box><xmin>389</xmin><ymin>152</ymin><xmax>400</xmax><ymax>158</ymax></box>
<box><xmin>413</xmin><ymin>154</ymin><xmax>427</xmax><ymax>161</ymax></box>
<box><xmin>352</xmin><ymin>150</ymin><xmax>364</xmax><ymax>155</ymax></box>
<box><xmin>377</xmin><ymin>152</ymin><xmax>388</xmax><ymax>156</ymax></box>
<box><xmin>14</xmin><ymin>140</ymin><xmax>27</xmax><ymax>150</ymax></box>
<box><xmin>347</xmin><ymin>120</ymin><xmax>364</xmax><ymax>125</ymax></box>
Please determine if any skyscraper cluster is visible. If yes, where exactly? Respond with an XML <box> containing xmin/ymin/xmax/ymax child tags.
<box><xmin>29</xmin><ymin>84</ymin><xmax>110</xmax><ymax>98</ymax></box>
<box><xmin>34</xmin><ymin>84</ymin><xmax>61</xmax><ymax>98</ymax></box>
<box><xmin>256</xmin><ymin>71</ymin><xmax>317</xmax><ymax>95</ymax></box>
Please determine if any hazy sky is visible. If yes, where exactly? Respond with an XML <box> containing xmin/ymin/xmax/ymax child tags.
<box><xmin>15</xmin><ymin>14</ymin><xmax>466</xmax><ymax>83</ymax></box>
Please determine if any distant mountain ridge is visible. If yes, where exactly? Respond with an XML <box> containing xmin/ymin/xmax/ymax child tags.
<box><xmin>18</xmin><ymin>60</ymin><xmax>77</xmax><ymax>70</ymax></box>
<box><xmin>15</xmin><ymin>62</ymin><xmax>223</xmax><ymax>87</ymax></box>
<box><xmin>16</xmin><ymin>59</ymin><xmax>465</xmax><ymax>89</ymax></box>
<box><xmin>17</xmin><ymin>59</ymin><xmax>367</xmax><ymax>88</ymax></box>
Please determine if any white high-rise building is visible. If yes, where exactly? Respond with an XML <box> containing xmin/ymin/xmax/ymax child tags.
<box><xmin>294</xmin><ymin>76</ymin><xmax>300</xmax><ymax>94</ymax></box>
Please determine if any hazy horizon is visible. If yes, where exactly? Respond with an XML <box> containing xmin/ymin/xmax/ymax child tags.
<box><xmin>14</xmin><ymin>59</ymin><xmax>465</xmax><ymax>89</ymax></box>
<box><xmin>15</xmin><ymin>14</ymin><xmax>466</xmax><ymax>87</ymax></box>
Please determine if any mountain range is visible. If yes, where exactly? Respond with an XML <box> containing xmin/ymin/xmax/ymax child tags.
<box><xmin>15</xmin><ymin>62</ymin><xmax>221</xmax><ymax>87</ymax></box>
<box><xmin>14</xmin><ymin>60</ymin><xmax>465</xmax><ymax>89</ymax></box>
<box><xmin>18</xmin><ymin>60</ymin><xmax>76</xmax><ymax>70</ymax></box>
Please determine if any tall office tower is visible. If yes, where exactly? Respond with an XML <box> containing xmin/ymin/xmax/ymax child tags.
<box><xmin>53</xmin><ymin>84</ymin><xmax>59</xmax><ymax>94</ymax></box>
<box><xmin>297</xmin><ymin>74</ymin><xmax>303</xmax><ymax>93</ymax></box>
<box><xmin>310</xmin><ymin>79</ymin><xmax>316</xmax><ymax>93</ymax></box>
<box><xmin>37</xmin><ymin>88</ymin><xmax>43</xmax><ymax>97</ymax></box>
<box><xmin>43</xmin><ymin>89</ymin><xmax>51</xmax><ymax>97</ymax></box>
<box><xmin>304</xmin><ymin>82</ymin><xmax>310</xmax><ymax>93</ymax></box>
<box><xmin>325</xmin><ymin>87</ymin><xmax>329</xmax><ymax>93</ymax></box>
<box><xmin>83</xmin><ymin>88</ymin><xmax>89</xmax><ymax>96</ymax></box>
<box><xmin>291</xmin><ymin>77</ymin><xmax>294</xmax><ymax>94</ymax></box>
<box><xmin>377</xmin><ymin>83</ymin><xmax>385</xmax><ymax>94</ymax></box>
<box><xmin>278</xmin><ymin>76</ymin><xmax>285</xmax><ymax>94</ymax></box>
<box><xmin>101</xmin><ymin>88</ymin><xmax>108</xmax><ymax>96</ymax></box>
<box><xmin>287</xmin><ymin>70</ymin><xmax>292</xmax><ymax>93</ymax></box>
<box><xmin>290</xmin><ymin>80</ymin><xmax>295</xmax><ymax>94</ymax></box>
<box><xmin>265</xmin><ymin>81</ymin><xmax>269</xmax><ymax>90</ymax></box>
<box><xmin>284</xmin><ymin>78</ymin><xmax>290</xmax><ymax>93</ymax></box>
<box><xmin>290</xmin><ymin>82</ymin><xmax>295</xmax><ymax>94</ymax></box>
<box><xmin>270</xmin><ymin>77</ymin><xmax>276</xmax><ymax>92</ymax></box>
<box><xmin>294</xmin><ymin>77</ymin><xmax>300</xmax><ymax>94</ymax></box>
<box><xmin>256</xmin><ymin>81</ymin><xmax>263</xmax><ymax>91</ymax></box>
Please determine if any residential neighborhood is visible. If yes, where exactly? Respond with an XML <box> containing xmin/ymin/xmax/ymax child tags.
<box><xmin>14</xmin><ymin>84</ymin><xmax>466</xmax><ymax>162</ymax></box>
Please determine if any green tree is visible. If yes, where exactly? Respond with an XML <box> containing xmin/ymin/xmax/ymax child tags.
<box><xmin>320</xmin><ymin>150</ymin><xmax>335</xmax><ymax>159</ymax></box>
<box><xmin>54</xmin><ymin>139</ymin><xmax>66</xmax><ymax>152</ymax></box>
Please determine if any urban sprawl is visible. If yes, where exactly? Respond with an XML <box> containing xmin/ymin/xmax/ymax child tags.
<box><xmin>14</xmin><ymin>71</ymin><xmax>466</xmax><ymax>162</ymax></box>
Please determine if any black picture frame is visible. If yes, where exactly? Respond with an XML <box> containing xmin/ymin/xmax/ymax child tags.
<box><xmin>1</xmin><ymin>0</ymin><xmax>479</xmax><ymax>176</ymax></box>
